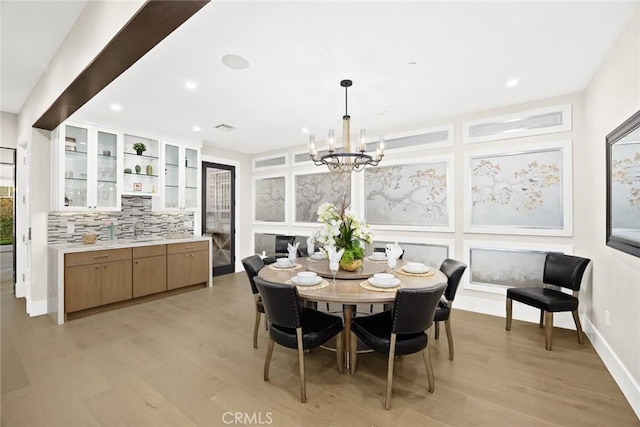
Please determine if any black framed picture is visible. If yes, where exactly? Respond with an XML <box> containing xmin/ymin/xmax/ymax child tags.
<box><xmin>606</xmin><ymin>110</ymin><xmax>640</xmax><ymax>257</ymax></box>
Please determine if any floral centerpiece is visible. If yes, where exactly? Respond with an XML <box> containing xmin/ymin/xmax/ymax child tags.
<box><xmin>312</xmin><ymin>198</ymin><xmax>372</xmax><ymax>271</ymax></box>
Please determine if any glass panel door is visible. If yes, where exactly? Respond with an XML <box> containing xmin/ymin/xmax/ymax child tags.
<box><xmin>164</xmin><ymin>144</ymin><xmax>180</xmax><ymax>208</ymax></box>
<box><xmin>202</xmin><ymin>162</ymin><xmax>235</xmax><ymax>276</ymax></box>
<box><xmin>0</xmin><ymin>148</ymin><xmax>15</xmax><ymax>293</ymax></box>
<box><xmin>96</xmin><ymin>130</ymin><xmax>118</xmax><ymax>208</ymax></box>
<box><xmin>184</xmin><ymin>148</ymin><xmax>198</xmax><ymax>209</ymax></box>
<box><xmin>64</xmin><ymin>125</ymin><xmax>88</xmax><ymax>207</ymax></box>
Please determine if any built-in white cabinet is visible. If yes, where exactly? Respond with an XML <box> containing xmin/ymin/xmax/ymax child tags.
<box><xmin>122</xmin><ymin>134</ymin><xmax>160</xmax><ymax>196</ymax></box>
<box><xmin>155</xmin><ymin>141</ymin><xmax>200</xmax><ymax>211</ymax></box>
<box><xmin>51</xmin><ymin>122</ymin><xmax>122</xmax><ymax>211</ymax></box>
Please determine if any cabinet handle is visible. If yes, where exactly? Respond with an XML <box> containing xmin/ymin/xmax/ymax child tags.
<box><xmin>94</xmin><ymin>255</ymin><xmax>109</xmax><ymax>259</ymax></box>
<box><xmin>95</xmin><ymin>266</ymin><xmax>100</xmax><ymax>270</ymax></box>
<box><xmin>184</xmin><ymin>246</ymin><xmax>194</xmax><ymax>250</ymax></box>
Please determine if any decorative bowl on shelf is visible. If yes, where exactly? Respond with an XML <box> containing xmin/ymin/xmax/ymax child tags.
<box><xmin>124</xmin><ymin>168</ymin><xmax>132</xmax><ymax>174</ymax></box>
<box><xmin>82</xmin><ymin>234</ymin><xmax>97</xmax><ymax>244</ymax></box>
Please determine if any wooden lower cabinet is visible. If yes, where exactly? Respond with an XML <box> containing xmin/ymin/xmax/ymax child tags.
<box><xmin>167</xmin><ymin>241</ymin><xmax>209</xmax><ymax>290</ymax></box>
<box><xmin>64</xmin><ymin>248</ymin><xmax>132</xmax><ymax>313</ymax></box>
<box><xmin>133</xmin><ymin>245</ymin><xmax>167</xmax><ymax>298</ymax></box>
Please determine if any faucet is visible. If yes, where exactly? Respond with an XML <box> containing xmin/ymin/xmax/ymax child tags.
<box><xmin>134</xmin><ymin>221</ymin><xmax>144</xmax><ymax>239</ymax></box>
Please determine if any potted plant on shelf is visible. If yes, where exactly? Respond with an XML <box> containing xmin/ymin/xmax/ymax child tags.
<box><xmin>133</xmin><ymin>142</ymin><xmax>146</xmax><ymax>155</ymax></box>
<box><xmin>312</xmin><ymin>196</ymin><xmax>372</xmax><ymax>271</ymax></box>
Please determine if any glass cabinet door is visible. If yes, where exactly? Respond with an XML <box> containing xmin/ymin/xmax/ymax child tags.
<box><xmin>184</xmin><ymin>147</ymin><xmax>198</xmax><ymax>209</ymax></box>
<box><xmin>164</xmin><ymin>144</ymin><xmax>180</xmax><ymax>209</ymax></box>
<box><xmin>63</xmin><ymin>125</ymin><xmax>89</xmax><ymax>208</ymax></box>
<box><xmin>96</xmin><ymin>130</ymin><xmax>118</xmax><ymax>209</ymax></box>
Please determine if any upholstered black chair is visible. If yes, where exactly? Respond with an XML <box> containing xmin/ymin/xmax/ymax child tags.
<box><xmin>241</xmin><ymin>255</ymin><xmax>267</xmax><ymax>349</ymax></box>
<box><xmin>433</xmin><ymin>258</ymin><xmax>467</xmax><ymax>361</ymax></box>
<box><xmin>254</xmin><ymin>276</ymin><xmax>344</xmax><ymax>403</ymax></box>
<box><xmin>350</xmin><ymin>284</ymin><xmax>447</xmax><ymax>409</ymax></box>
<box><xmin>506</xmin><ymin>253</ymin><xmax>591</xmax><ymax>351</ymax></box>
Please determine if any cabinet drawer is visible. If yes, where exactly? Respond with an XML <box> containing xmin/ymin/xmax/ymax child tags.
<box><xmin>167</xmin><ymin>241</ymin><xmax>208</xmax><ymax>255</ymax></box>
<box><xmin>65</xmin><ymin>248</ymin><xmax>132</xmax><ymax>267</ymax></box>
<box><xmin>133</xmin><ymin>244</ymin><xmax>166</xmax><ymax>258</ymax></box>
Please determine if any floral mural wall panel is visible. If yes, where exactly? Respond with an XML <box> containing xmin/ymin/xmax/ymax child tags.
<box><xmin>469</xmin><ymin>248</ymin><xmax>548</xmax><ymax>288</ymax></box>
<box><xmin>295</xmin><ymin>172</ymin><xmax>351</xmax><ymax>223</ymax></box>
<box><xmin>610</xmin><ymin>141</ymin><xmax>640</xmax><ymax>236</ymax></box>
<box><xmin>254</xmin><ymin>232</ymin><xmax>276</xmax><ymax>255</ymax></box>
<box><xmin>471</xmin><ymin>148</ymin><xmax>563</xmax><ymax>229</ymax></box>
<box><xmin>365</xmin><ymin>162</ymin><xmax>449</xmax><ymax>226</ymax></box>
<box><xmin>254</xmin><ymin>177</ymin><xmax>285</xmax><ymax>222</ymax></box>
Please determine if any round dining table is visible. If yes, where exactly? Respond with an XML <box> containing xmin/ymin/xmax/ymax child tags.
<box><xmin>258</xmin><ymin>257</ymin><xmax>448</xmax><ymax>372</ymax></box>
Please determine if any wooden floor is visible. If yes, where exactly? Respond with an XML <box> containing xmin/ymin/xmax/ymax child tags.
<box><xmin>2</xmin><ymin>272</ymin><xmax>638</xmax><ymax>426</ymax></box>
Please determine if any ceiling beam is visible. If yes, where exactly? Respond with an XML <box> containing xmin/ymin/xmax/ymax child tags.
<box><xmin>33</xmin><ymin>0</ymin><xmax>209</xmax><ymax>131</ymax></box>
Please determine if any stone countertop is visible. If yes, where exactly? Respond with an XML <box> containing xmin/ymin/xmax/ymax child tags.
<box><xmin>49</xmin><ymin>235</ymin><xmax>211</xmax><ymax>254</ymax></box>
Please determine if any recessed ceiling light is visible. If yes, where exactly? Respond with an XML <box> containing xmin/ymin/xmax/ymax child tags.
<box><xmin>506</xmin><ymin>78</ymin><xmax>519</xmax><ymax>88</ymax></box>
<box><xmin>407</xmin><ymin>61</ymin><xmax>417</xmax><ymax>66</ymax></box>
<box><xmin>110</xmin><ymin>104</ymin><xmax>122</xmax><ymax>111</ymax></box>
<box><xmin>185</xmin><ymin>81</ymin><xmax>197</xmax><ymax>90</ymax></box>
<box><xmin>301</xmin><ymin>128</ymin><xmax>309</xmax><ymax>134</ymax></box>
<box><xmin>192</xmin><ymin>126</ymin><xmax>201</xmax><ymax>132</ymax></box>
<box><xmin>221</xmin><ymin>54</ymin><xmax>250</xmax><ymax>70</ymax></box>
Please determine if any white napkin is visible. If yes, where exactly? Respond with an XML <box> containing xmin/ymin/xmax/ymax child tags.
<box><xmin>288</xmin><ymin>242</ymin><xmax>300</xmax><ymax>262</ymax></box>
<box><xmin>385</xmin><ymin>242</ymin><xmax>403</xmax><ymax>261</ymax></box>
<box><xmin>306</xmin><ymin>236</ymin><xmax>315</xmax><ymax>257</ymax></box>
<box><xmin>324</xmin><ymin>245</ymin><xmax>344</xmax><ymax>272</ymax></box>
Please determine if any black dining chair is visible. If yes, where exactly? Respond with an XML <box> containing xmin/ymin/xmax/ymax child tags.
<box><xmin>350</xmin><ymin>284</ymin><xmax>447</xmax><ymax>409</ymax></box>
<box><xmin>433</xmin><ymin>258</ymin><xmax>467</xmax><ymax>361</ymax></box>
<box><xmin>506</xmin><ymin>253</ymin><xmax>591</xmax><ymax>351</ymax></box>
<box><xmin>241</xmin><ymin>255</ymin><xmax>267</xmax><ymax>349</ymax></box>
<box><xmin>254</xmin><ymin>276</ymin><xmax>344</xmax><ymax>403</ymax></box>
<box><xmin>263</xmin><ymin>235</ymin><xmax>296</xmax><ymax>265</ymax></box>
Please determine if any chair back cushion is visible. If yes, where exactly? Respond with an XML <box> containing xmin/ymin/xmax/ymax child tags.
<box><xmin>543</xmin><ymin>254</ymin><xmax>591</xmax><ymax>291</ymax></box>
<box><xmin>254</xmin><ymin>276</ymin><xmax>303</xmax><ymax>329</ymax></box>
<box><xmin>275</xmin><ymin>235</ymin><xmax>296</xmax><ymax>255</ymax></box>
<box><xmin>241</xmin><ymin>255</ymin><xmax>264</xmax><ymax>295</ymax></box>
<box><xmin>392</xmin><ymin>284</ymin><xmax>446</xmax><ymax>334</ymax></box>
<box><xmin>439</xmin><ymin>258</ymin><xmax>467</xmax><ymax>301</ymax></box>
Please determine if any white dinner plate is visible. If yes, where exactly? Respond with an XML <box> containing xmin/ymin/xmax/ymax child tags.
<box><xmin>311</xmin><ymin>253</ymin><xmax>325</xmax><ymax>260</ymax></box>
<box><xmin>367</xmin><ymin>277</ymin><xmax>401</xmax><ymax>288</ymax></box>
<box><xmin>291</xmin><ymin>276</ymin><xmax>323</xmax><ymax>286</ymax></box>
<box><xmin>368</xmin><ymin>255</ymin><xmax>387</xmax><ymax>261</ymax></box>
<box><xmin>401</xmin><ymin>266</ymin><xmax>430</xmax><ymax>274</ymax></box>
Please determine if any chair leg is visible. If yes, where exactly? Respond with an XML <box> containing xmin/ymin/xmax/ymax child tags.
<box><xmin>296</xmin><ymin>328</ymin><xmax>306</xmax><ymax>403</ymax></box>
<box><xmin>423</xmin><ymin>340</ymin><xmax>434</xmax><ymax>393</ymax></box>
<box><xmin>350</xmin><ymin>332</ymin><xmax>358</xmax><ymax>374</ymax></box>
<box><xmin>336</xmin><ymin>332</ymin><xmax>344</xmax><ymax>374</ymax></box>
<box><xmin>264</xmin><ymin>337</ymin><xmax>275</xmax><ymax>381</ymax></box>
<box><xmin>434</xmin><ymin>322</ymin><xmax>440</xmax><ymax>339</ymax></box>
<box><xmin>384</xmin><ymin>334</ymin><xmax>397</xmax><ymax>410</ymax></box>
<box><xmin>544</xmin><ymin>311</ymin><xmax>554</xmax><ymax>351</ymax></box>
<box><xmin>506</xmin><ymin>298</ymin><xmax>513</xmax><ymax>330</ymax></box>
<box><xmin>444</xmin><ymin>318</ymin><xmax>454</xmax><ymax>361</ymax></box>
<box><xmin>264</xmin><ymin>316</ymin><xmax>268</xmax><ymax>330</ymax></box>
<box><xmin>572</xmin><ymin>310</ymin><xmax>585</xmax><ymax>344</ymax></box>
<box><xmin>539</xmin><ymin>310</ymin><xmax>545</xmax><ymax>328</ymax></box>
<box><xmin>253</xmin><ymin>309</ymin><xmax>261</xmax><ymax>349</ymax></box>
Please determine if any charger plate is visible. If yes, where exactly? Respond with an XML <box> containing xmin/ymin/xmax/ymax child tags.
<box><xmin>285</xmin><ymin>279</ymin><xmax>329</xmax><ymax>290</ymax></box>
<box><xmin>359</xmin><ymin>280</ymin><xmax>404</xmax><ymax>292</ymax></box>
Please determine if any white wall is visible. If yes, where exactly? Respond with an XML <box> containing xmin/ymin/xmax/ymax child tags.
<box><xmin>1</xmin><ymin>112</ymin><xmax>17</xmax><ymax>149</ymax></box>
<box><xmin>583</xmin><ymin>9</ymin><xmax>640</xmax><ymax>415</ymax></box>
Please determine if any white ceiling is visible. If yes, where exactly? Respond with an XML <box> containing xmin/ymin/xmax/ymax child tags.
<box><xmin>0</xmin><ymin>0</ymin><xmax>88</xmax><ymax>114</ymax></box>
<box><xmin>3</xmin><ymin>1</ymin><xmax>638</xmax><ymax>155</ymax></box>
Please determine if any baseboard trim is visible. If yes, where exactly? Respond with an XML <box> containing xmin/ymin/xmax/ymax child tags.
<box><xmin>27</xmin><ymin>298</ymin><xmax>47</xmax><ymax>317</ymax></box>
<box><xmin>582</xmin><ymin>316</ymin><xmax>640</xmax><ymax>419</ymax></box>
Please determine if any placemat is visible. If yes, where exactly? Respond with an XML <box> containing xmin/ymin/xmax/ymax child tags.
<box><xmin>359</xmin><ymin>280</ymin><xmax>404</xmax><ymax>292</ymax></box>
<box><xmin>268</xmin><ymin>263</ymin><xmax>303</xmax><ymax>271</ymax></box>
<box><xmin>396</xmin><ymin>268</ymin><xmax>435</xmax><ymax>277</ymax></box>
<box><xmin>285</xmin><ymin>279</ymin><xmax>329</xmax><ymax>290</ymax></box>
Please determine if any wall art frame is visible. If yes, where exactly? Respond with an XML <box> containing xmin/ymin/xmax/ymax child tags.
<box><xmin>463</xmin><ymin>140</ymin><xmax>573</xmax><ymax>236</ymax></box>
<box><xmin>292</xmin><ymin>168</ymin><xmax>354</xmax><ymax>226</ymax></box>
<box><xmin>463</xmin><ymin>104</ymin><xmax>572</xmax><ymax>144</ymax></box>
<box><xmin>463</xmin><ymin>240</ymin><xmax>574</xmax><ymax>295</ymax></box>
<box><xmin>252</xmin><ymin>173</ymin><xmax>288</xmax><ymax>225</ymax></box>
<box><xmin>358</xmin><ymin>155</ymin><xmax>454</xmax><ymax>232</ymax></box>
<box><xmin>606</xmin><ymin>109</ymin><xmax>640</xmax><ymax>257</ymax></box>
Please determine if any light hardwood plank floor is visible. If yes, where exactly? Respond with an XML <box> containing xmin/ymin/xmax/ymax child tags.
<box><xmin>2</xmin><ymin>272</ymin><xmax>638</xmax><ymax>426</ymax></box>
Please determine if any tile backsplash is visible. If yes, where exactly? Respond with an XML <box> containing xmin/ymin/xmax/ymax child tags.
<box><xmin>48</xmin><ymin>195</ymin><xmax>195</xmax><ymax>244</ymax></box>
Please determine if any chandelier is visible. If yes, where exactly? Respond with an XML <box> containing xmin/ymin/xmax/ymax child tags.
<box><xmin>309</xmin><ymin>79</ymin><xmax>384</xmax><ymax>173</ymax></box>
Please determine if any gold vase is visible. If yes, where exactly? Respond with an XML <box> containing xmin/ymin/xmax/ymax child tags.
<box><xmin>339</xmin><ymin>258</ymin><xmax>363</xmax><ymax>272</ymax></box>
